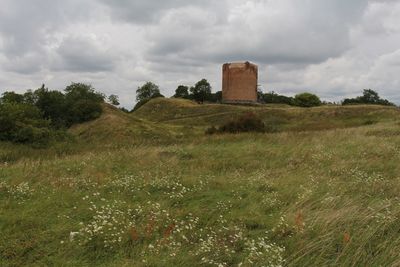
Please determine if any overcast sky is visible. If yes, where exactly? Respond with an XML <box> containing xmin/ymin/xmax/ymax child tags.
<box><xmin>1</xmin><ymin>0</ymin><xmax>400</xmax><ymax>108</ymax></box>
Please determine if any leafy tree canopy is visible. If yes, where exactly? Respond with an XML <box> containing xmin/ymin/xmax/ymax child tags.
<box><xmin>190</xmin><ymin>79</ymin><xmax>212</xmax><ymax>103</ymax></box>
<box><xmin>108</xmin><ymin>94</ymin><xmax>120</xmax><ymax>106</ymax></box>
<box><xmin>294</xmin><ymin>92</ymin><xmax>322</xmax><ymax>107</ymax></box>
<box><xmin>174</xmin><ymin>85</ymin><xmax>190</xmax><ymax>99</ymax></box>
<box><xmin>342</xmin><ymin>89</ymin><xmax>394</xmax><ymax>106</ymax></box>
<box><xmin>136</xmin><ymin>82</ymin><xmax>161</xmax><ymax>102</ymax></box>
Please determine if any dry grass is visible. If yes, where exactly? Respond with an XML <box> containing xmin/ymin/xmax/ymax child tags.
<box><xmin>1</xmin><ymin>100</ymin><xmax>400</xmax><ymax>266</ymax></box>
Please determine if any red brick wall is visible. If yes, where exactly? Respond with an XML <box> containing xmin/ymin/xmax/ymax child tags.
<box><xmin>222</xmin><ymin>62</ymin><xmax>258</xmax><ymax>103</ymax></box>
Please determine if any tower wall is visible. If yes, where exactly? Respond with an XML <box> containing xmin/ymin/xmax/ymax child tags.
<box><xmin>222</xmin><ymin>62</ymin><xmax>258</xmax><ymax>103</ymax></box>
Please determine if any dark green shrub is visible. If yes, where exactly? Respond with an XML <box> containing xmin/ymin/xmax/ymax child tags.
<box><xmin>294</xmin><ymin>93</ymin><xmax>321</xmax><ymax>107</ymax></box>
<box><xmin>342</xmin><ymin>89</ymin><xmax>394</xmax><ymax>106</ymax></box>
<box><xmin>207</xmin><ymin>112</ymin><xmax>267</xmax><ymax>134</ymax></box>
<box><xmin>64</xmin><ymin>83</ymin><xmax>104</xmax><ymax>126</ymax></box>
<box><xmin>0</xmin><ymin>103</ymin><xmax>52</xmax><ymax>145</ymax></box>
<box><xmin>205</xmin><ymin>126</ymin><xmax>218</xmax><ymax>135</ymax></box>
<box><xmin>0</xmin><ymin>83</ymin><xmax>104</xmax><ymax>146</ymax></box>
<box><xmin>262</xmin><ymin>91</ymin><xmax>294</xmax><ymax>105</ymax></box>
<box><xmin>33</xmin><ymin>86</ymin><xmax>67</xmax><ymax>128</ymax></box>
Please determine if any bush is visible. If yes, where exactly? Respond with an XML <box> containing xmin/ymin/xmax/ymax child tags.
<box><xmin>0</xmin><ymin>103</ymin><xmax>52</xmax><ymax>145</ymax></box>
<box><xmin>64</xmin><ymin>83</ymin><xmax>105</xmax><ymax>126</ymax></box>
<box><xmin>262</xmin><ymin>91</ymin><xmax>294</xmax><ymax>105</ymax></box>
<box><xmin>342</xmin><ymin>89</ymin><xmax>394</xmax><ymax>106</ymax></box>
<box><xmin>205</xmin><ymin>126</ymin><xmax>218</xmax><ymax>135</ymax></box>
<box><xmin>0</xmin><ymin>83</ymin><xmax>104</xmax><ymax>145</ymax></box>
<box><xmin>293</xmin><ymin>93</ymin><xmax>321</xmax><ymax>107</ymax></box>
<box><xmin>206</xmin><ymin>112</ymin><xmax>266</xmax><ymax>134</ymax></box>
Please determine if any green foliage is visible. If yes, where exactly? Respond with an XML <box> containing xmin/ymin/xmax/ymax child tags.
<box><xmin>173</xmin><ymin>85</ymin><xmax>190</xmax><ymax>99</ymax></box>
<box><xmin>33</xmin><ymin>85</ymin><xmax>67</xmax><ymax>128</ymax></box>
<box><xmin>0</xmin><ymin>91</ymin><xmax>25</xmax><ymax>104</ymax></box>
<box><xmin>136</xmin><ymin>82</ymin><xmax>161</xmax><ymax>102</ymax></box>
<box><xmin>0</xmin><ymin>103</ymin><xmax>51</xmax><ymax>145</ymax></box>
<box><xmin>0</xmin><ymin>83</ymin><xmax>104</xmax><ymax>145</ymax></box>
<box><xmin>207</xmin><ymin>112</ymin><xmax>266</xmax><ymax>134</ymax></box>
<box><xmin>108</xmin><ymin>94</ymin><xmax>120</xmax><ymax>106</ymax></box>
<box><xmin>174</xmin><ymin>80</ymin><xmax>221</xmax><ymax>103</ymax></box>
<box><xmin>64</xmin><ymin>83</ymin><xmax>105</xmax><ymax>126</ymax></box>
<box><xmin>190</xmin><ymin>79</ymin><xmax>212</xmax><ymax>103</ymax></box>
<box><xmin>210</xmin><ymin>90</ymin><xmax>222</xmax><ymax>103</ymax></box>
<box><xmin>293</xmin><ymin>92</ymin><xmax>322</xmax><ymax>107</ymax></box>
<box><xmin>262</xmin><ymin>91</ymin><xmax>294</xmax><ymax>105</ymax></box>
<box><xmin>342</xmin><ymin>89</ymin><xmax>394</xmax><ymax>106</ymax></box>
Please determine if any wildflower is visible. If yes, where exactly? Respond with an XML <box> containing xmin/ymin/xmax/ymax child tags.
<box><xmin>70</xmin><ymin>232</ymin><xmax>79</xmax><ymax>241</ymax></box>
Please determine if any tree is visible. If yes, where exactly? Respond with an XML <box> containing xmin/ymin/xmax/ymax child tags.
<box><xmin>174</xmin><ymin>85</ymin><xmax>189</xmax><ymax>99</ymax></box>
<box><xmin>64</xmin><ymin>83</ymin><xmax>104</xmax><ymax>103</ymax></box>
<box><xmin>0</xmin><ymin>91</ymin><xmax>25</xmax><ymax>104</ymax></box>
<box><xmin>342</xmin><ymin>89</ymin><xmax>394</xmax><ymax>106</ymax></box>
<box><xmin>64</xmin><ymin>83</ymin><xmax>104</xmax><ymax>126</ymax></box>
<box><xmin>294</xmin><ymin>92</ymin><xmax>321</xmax><ymax>107</ymax></box>
<box><xmin>136</xmin><ymin>82</ymin><xmax>161</xmax><ymax>102</ymax></box>
<box><xmin>262</xmin><ymin>91</ymin><xmax>294</xmax><ymax>105</ymax></box>
<box><xmin>33</xmin><ymin>85</ymin><xmax>67</xmax><ymax>128</ymax></box>
<box><xmin>211</xmin><ymin>91</ymin><xmax>222</xmax><ymax>103</ymax></box>
<box><xmin>190</xmin><ymin>79</ymin><xmax>212</xmax><ymax>103</ymax></box>
<box><xmin>23</xmin><ymin>90</ymin><xmax>37</xmax><ymax>104</ymax></box>
<box><xmin>361</xmin><ymin>89</ymin><xmax>380</xmax><ymax>103</ymax></box>
<box><xmin>0</xmin><ymin>102</ymin><xmax>51</xmax><ymax>144</ymax></box>
<box><xmin>108</xmin><ymin>94</ymin><xmax>120</xmax><ymax>106</ymax></box>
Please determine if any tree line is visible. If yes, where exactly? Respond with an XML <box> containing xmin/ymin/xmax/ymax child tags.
<box><xmin>134</xmin><ymin>78</ymin><xmax>395</xmax><ymax>109</ymax></box>
<box><xmin>1</xmin><ymin>79</ymin><xmax>395</xmax><ymax>145</ymax></box>
<box><xmin>0</xmin><ymin>83</ymin><xmax>107</xmax><ymax>145</ymax></box>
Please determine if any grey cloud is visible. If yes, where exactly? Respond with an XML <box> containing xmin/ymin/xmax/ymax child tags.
<box><xmin>51</xmin><ymin>36</ymin><xmax>115</xmax><ymax>73</ymax></box>
<box><xmin>1</xmin><ymin>0</ymin><xmax>400</xmax><ymax>107</ymax></box>
<box><xmin>3</xmin><ymin>53</ymin><xmax>45</xmax><ymax>74</ymax></box>
<box><xmin>145</xmin><ymin>0</ymin><xmax>370</xmax><ymax>69</ymax></box>
<box><xmin>97</xmin><ymin>0</ymin><xmax>227</xmax><ymax>24</ymax></box>
<box><xmin>0</xmin><ymin>0</ymin><xmax>99</xmax><ymax>74</ymax></box>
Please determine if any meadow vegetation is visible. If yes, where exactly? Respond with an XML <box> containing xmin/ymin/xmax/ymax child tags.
<box><xmin>1</xmin><ymin>98</ymin><xmax>400</xmax><ymax>266</ymax></box>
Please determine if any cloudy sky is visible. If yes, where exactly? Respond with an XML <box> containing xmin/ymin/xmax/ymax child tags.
<box><xmin>1</xmin><ymin>0</ymin><xmax>400</xmax><ymax>108</ymax></box>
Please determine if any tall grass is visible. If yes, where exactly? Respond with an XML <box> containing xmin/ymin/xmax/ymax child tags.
<box><xmin>1</xmin><ymin>102</ymin><xmax>400</xmax><ymax>266</ymax></box>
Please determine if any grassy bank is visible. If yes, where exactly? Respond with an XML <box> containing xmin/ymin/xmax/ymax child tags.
<box><xmin>1</xmin><ymin>100</ymin><xmax>400</xmax><ymax>266</ymax></box>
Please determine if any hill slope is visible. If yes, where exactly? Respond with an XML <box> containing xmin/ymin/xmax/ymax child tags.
<box><xmin>69</xmin><ymin>104</ymin><xmax>182</xmax><ymax>145</ymax></box>
<box><xmin>3</xmin><ymin>99</ymin><xmax>400</xmax><ymax>266</ymax></box>
<box><xmin>133</xmin><ymin>97</ymin><xmax>400</xmax><ymax>132</ymax></box>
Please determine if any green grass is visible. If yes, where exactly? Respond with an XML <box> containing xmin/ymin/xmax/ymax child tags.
<box><xmin>1</xmin><ymin>99</ymin><xmax>400</xmax><ymax>266</ymax></box>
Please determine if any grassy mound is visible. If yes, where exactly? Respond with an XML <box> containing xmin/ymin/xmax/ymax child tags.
<box><xmin>134</xmin><ymin>98</ymin><xmax>400</xmax><ymax>132</ymax></box>
<box><xmin>69</xmin><ymin>104</ymin><xmax>181</xmax><ymax>145</ymax></box>
<box><xmin>2</xmin><ymin>99</ymin><xmax>400</xmax><ymax>266</ymax></box>
<box><xmin>3</xmin><ymin>120</ymin><xmax>400</xmax><ymax>266</ymax></box>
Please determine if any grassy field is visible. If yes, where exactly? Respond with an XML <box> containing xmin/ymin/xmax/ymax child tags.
<box><xmin>1</xmin><ymin>98</ymin><xmax>400</xmax><ymax>266</ymax></box>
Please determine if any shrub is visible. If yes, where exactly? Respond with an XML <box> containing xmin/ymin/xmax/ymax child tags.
<box><xmin>205</xmin><ymin>126</ymin><xmax>218</xmax><ymax>135</ymax></box>
<box><xmin>0</xmin><ymin>83</ymin><xmax>104</xmax><ymax>145</ymax></box>
<box><xmin>206</xmin><ymin>112</ymin><xmax>266</xmax><ymax>134</ymax></box>
<box><xmin>262</xmin><ymin>91</ymin><xmax>294</xmax><ymax>105</ymax></box>
<box><xmin>0</xmin><ymin>103</ymin><xmax>52</xmax><ymax>145</ymax></box>
<box><xmin>293</xmin><ymin>93</ymin><xmax>321</xmax><ymax>107</ymax></box>
<box><xmin>342</xmin><ymin>89</ymin><xmax>394</xmax><ymax>106</ymax></box>
<box><xmin>64</xmin><ymin>83</ymin><xmax>105</xmax><ymax>126</ymax></box>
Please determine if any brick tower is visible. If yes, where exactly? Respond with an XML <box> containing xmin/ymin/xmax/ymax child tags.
<box><xmin>222</xmin><ymin>61</ymin><xmax>258</xmax><ymax>103</ymax></box>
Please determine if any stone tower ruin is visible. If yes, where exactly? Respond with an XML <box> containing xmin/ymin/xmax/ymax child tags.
<box><xmin>222</xmin><ymin>61</ymin><xmax>258</xmax><ymax>103</ymax></box>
